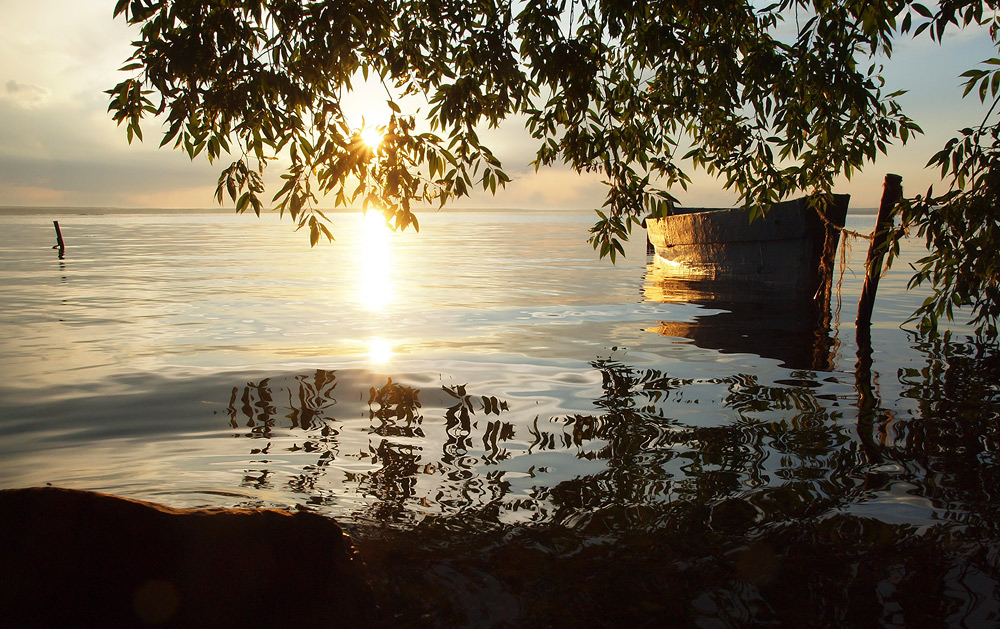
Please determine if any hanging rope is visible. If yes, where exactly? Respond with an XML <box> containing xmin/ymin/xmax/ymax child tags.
<box><xmin>819</xmin><ymin>202</ymin><xmax>888</xmax><ymax>333</ymax></box>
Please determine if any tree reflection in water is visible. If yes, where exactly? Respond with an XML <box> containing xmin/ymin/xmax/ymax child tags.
<box><xmin>223</xmin><ymin>340</ymin><xmax>1000</xmax><ymax>626</ymax></box>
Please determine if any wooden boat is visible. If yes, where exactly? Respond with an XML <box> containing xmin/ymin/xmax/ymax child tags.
<box><xmin>644</xmin><ymin>195</ymin><xmax>850</xmax><ymax>295</ymax></box>
<box><xmin>642</xmin><ymin>195</ymin><xmax>849</xmax><ymax>370</ymax></box>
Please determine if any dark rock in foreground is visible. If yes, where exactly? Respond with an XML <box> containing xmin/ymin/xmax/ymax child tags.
<box><xmin>0</xmin><ymin>487</ymin><xmax>375</xmax><ymax>627</ymax></box>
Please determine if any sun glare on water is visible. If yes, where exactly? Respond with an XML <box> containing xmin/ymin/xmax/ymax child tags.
<box><xmin>368</xmin><ymin>337</ymin><xmax>393</xmax><ymax>363</ymax></box>
<box><xmin>358</xmin><ymin>211</ymin><xmax>393</xmax><ymax>312</ymax></box>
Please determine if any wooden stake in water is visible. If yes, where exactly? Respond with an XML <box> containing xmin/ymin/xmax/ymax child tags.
<box><xmin>855</xmin><ymin>174</ymin><xmax>902</xmax><ymax>447</ymax></box>
<box><xmin>52</xmin><ymin>220</ymin><xmax>66</xmax><ymax>261</ymax></box>
<box><xmin>52</xmin><ymin>220</ymin><xmax>66</xmax><ymax>253</ymax></box>
<box><xmin>857</xmin><ymin>174</ymin><xmax>903</xmax><ymax>332</ymax></box>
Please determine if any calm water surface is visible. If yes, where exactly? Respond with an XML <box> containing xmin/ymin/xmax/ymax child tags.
<box><xmin>1</xmin><ymin>208</ymin><xmax>998</xmax><ymax>626</ymax></box>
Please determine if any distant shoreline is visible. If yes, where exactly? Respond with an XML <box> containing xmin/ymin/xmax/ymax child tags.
<box><xmin>0</xmin><ymin>206</ymin><xmax>231</xmax><ymax>216</ymax></box>
<box><xmin>0</xmin><ymin>205</ymin><xmax>879</xmax><ymax>216</ymax></box>
<box><xmin>0</xmin><ymin>206</ymin><xmax>586</xmax><ymax>216</ymax></box>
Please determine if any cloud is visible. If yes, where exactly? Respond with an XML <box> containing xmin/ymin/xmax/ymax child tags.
<box><xmin>2</xmin><ymin>79</ymin><xmax>51</xmax><ymax>108</ymax></box>
<box><xmin>0</xmin><ymin>151</ymin><xmax>219</xmax><ymax>209</ymax></box>
<box><xmin>491</xmin><ymin>168</ymin><xmax>608</xmax><ymax>210</ymax></box>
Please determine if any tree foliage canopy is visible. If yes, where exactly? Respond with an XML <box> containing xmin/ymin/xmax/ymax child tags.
<box><xmin>109</xmin><ymin>0</ymin><xmax>1000</xmax><ymax>338</ymax></box>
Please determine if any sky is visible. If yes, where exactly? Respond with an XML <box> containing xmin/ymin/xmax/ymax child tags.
<box><xmin>0</xmin><ymin>1</ymin><xmax>997</xmax><ymax>211</ymax></box>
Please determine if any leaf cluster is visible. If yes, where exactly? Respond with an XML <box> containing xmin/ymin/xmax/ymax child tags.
<box><xmin>109</xmin><ymin>0</ymin><xmax>523</xmax><ymax>245</ymax></box>
<box><xmin>895</xmin><ymin>116</ymin><xmax>1000</xmax><ymax>340</ymax></box>
<box><xmin>110</xmin><ymin>0</ymin><xmax>919</xmax><ymax>248</ymax></box>
<box><xmin>878</xmin><ymin>0</ymin><xmax>1000</xmax><ymax>340</ymax></box>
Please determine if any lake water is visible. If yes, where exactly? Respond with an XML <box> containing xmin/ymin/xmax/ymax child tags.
<box><xmin>1</xmin><ymin>208</ymin><xmax>998</xmax><ymax>626</ymax></box>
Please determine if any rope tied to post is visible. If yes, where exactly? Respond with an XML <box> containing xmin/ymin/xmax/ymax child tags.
<box><xmin>814</xmin><ymin>176</ymin><xmax>904</xmax><ymax>332</ymax></box>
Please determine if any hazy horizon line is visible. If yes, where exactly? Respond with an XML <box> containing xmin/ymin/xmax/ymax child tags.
<box><xmin>0</xmin><ymin>205</ymin><xmax>879</xmax><ymax>215</ymax></box>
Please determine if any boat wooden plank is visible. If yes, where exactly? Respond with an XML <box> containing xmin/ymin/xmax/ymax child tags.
<box><xmin>645</xmin><ymin>195</ymin><xmax>849</xmax><ymax>290</ymax></box>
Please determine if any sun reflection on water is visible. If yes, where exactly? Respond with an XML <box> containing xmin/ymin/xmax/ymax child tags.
<box><xmin>368</xmin><ymin>337</ymin><xmax>393</xmax><ymax>363</ymax></box>
<box><xmin>358</xmin><ymin>211</ymin><xmax>393</xmax><ymax>312</ymax></box>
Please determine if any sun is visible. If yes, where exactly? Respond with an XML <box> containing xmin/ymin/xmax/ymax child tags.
<box><xmin>361</xmin><ymin>208</ymin><xmax>390</xmax><ymax>234</ymax></box>
<box><xmin>359</xmin><ymin>124</ymin><xmax>384</xmax><ymax>150</ymax></box>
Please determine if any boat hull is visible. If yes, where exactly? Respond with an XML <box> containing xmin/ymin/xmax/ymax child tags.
<box><xmin>645</xmin><ymin>195</ymin><xmax>850</xmax><ymax>292</ymax></box>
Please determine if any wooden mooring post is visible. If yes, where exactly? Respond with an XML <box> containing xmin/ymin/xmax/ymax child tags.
<box><xmin>854</xmin><ymin>174</ymin><xmax>902</xmax><ymax>445</ymax></box>
<box><xmin>857</xmin><ymin>174</ymin><xmax>903</xmax><ymax>333</ymax></box>
<box><xmin>52</xmin><ymin>220</ymin><xmax>65</xmax><ymax>253</ymax></box>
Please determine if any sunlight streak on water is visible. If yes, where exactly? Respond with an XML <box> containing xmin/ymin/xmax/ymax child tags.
<box><xmin>368</xmin><ymin>337</ymin><xmax>393</xmax><ymax>363</ymax></box>
<box><xmin>358</xmin><ymin>211</ymin><xmax>394</xmax><ymax>312</ymax></box>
